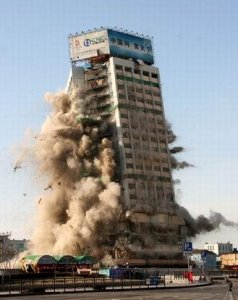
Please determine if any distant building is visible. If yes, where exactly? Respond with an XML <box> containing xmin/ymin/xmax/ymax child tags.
<box><xmin>220</xmin><ymin>252</ymin><xmax>238</xmax><ymax>270</ymax></box>
<box><xmin>7</xmin><ymin>239</ymin><xmax>28</xmax><ymax>254</ymax></box>
<box><xmin>204</xmin><ymin>242</ymin><xmax>233</xmax><ymax>256</ymax></box>
<box><xmin>190</xmin><ymin>249</ymin><xmax>217</xmax><ymax>271</ymax></box>
<box><xmin>0</xmin><ymin>233</ymin><xmax>28</xmax><ymax>263</ymax></box>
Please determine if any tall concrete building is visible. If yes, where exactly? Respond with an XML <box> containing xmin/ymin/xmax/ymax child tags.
<box><xmin>67</xmin><ymin>28</ymin><xmax>186</xmax><ymax>265</ymax></box>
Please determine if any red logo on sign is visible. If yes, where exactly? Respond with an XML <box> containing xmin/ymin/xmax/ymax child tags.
<box><xmin>75</xmin><ymin>39</ymin><xmax>80</xmax><ymax>47</ymax></box>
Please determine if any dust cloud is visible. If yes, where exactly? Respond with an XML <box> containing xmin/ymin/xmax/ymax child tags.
<box><xmin>21</xmin><ymin>90</ymin><xmax>121</xmax><ymax>258</ymax></box>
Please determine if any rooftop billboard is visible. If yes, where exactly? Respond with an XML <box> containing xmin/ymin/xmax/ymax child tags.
<box><xmin>69</xmin><ymin>29</ymin><xmax>154</xmax><ymax>64</ymax></box>
<box><xmin>107</xmin><ymin>29</ymin><xmax>154</xmax><ymax>65</ymax></box>
<box><xmin>69</xmin><ymin>30</ymin><xmax>110</xmax><ymax>61</ymax></box>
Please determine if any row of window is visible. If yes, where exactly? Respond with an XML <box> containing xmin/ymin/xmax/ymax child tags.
<box><xmin>126</xmin><ymin>162</ymin><xmax>169</xmax><ymax>172</ymax></box>
<box><xmin>124</xmin><ymin>173</ymin><xmax>172</xmax><ymax>182</ymax></box>
<box><xmin>118</xmin><ymin>93</ymin><xmax>161</xmax><ymax>108</ymax></box>
<box><xmin>122</xmin><ymin>129</ymin><xmax>165</xmax><ymax>140</ymax></box>
<box><xmin>118</xmin><ymin>90</ymin><xmax>160</xmax><ymax>99</ymax></box>
<box><xmin>124</xmin><ymin>142</ymin><xmax>167</xmax><ymax>153</ymax></box>
<box><xmin>128</xmin><ymin>192</ymin><xmax>173</xmax><ymax>202</ymax></box>
<box><xmin>120</xmin><ymin>120</ymin><xmax>165</xmax><ymax>133</ymax></box>
<box><xmin>116</xmin><ymin>74</ymin><xmax>160</xmax><ymax>88</ymax></box>
<box><xmin>122</xmin><ymin>133</ymin><xmax>166</xmax><ymax>147</ymax></box>
<box><xmin>115</xmin><ymin>64</ymin><xmax>158</xmax><ymax>79</ymax></box>
<box><xmin>118</xmin><ymin>103</ymin><xmax>162</xmax><ymax>115</ymax></box>
<box><xmin>118</xmin><ymin>83</ymin><xmax>161</xmax><ymax>96</ymax></box>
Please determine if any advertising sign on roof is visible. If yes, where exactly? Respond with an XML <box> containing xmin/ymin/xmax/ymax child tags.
<box><xmin>107</xmin><ymin>29</ymin><xmax>154</xmax><ymax>64</ymax></box>
<box><xmin>69</xmin><ymin>29</ymin><xmax>154</xmax><ymax>64</ymax></box>
<box><xmin>69</xmin><ymin>30</ymin><xmax>110</xmax><ymax>61</ymax></box>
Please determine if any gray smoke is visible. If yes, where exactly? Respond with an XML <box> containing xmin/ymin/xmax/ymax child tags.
<box><xmin>166</xmin><ymin>121</ymin><xmax>193</xmax><ymax>170</ymax></box>
<box><xmin>177</xmin><ymin>206</ymin><xmax>238</xmax><ymax>237</ymax></box>
<box><xmin>167</xmin><ymin>121</ymin><xmax>237</xmax><ymax>238</ymax></box>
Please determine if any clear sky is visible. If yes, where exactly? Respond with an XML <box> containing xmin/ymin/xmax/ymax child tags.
<box><xmin>0</xmin><ymin>0</ymin><xmax>237</xmax><ymax>248</ymax></box>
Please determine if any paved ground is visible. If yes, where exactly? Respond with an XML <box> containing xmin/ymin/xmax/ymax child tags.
<box><xmin>0</xmin><ymin>280</ymin><xmax>237</xmax><ymax>299</ymax></box>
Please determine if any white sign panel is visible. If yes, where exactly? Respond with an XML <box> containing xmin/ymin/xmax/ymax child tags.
<box><xmin>69</xmin><ymin>30</ymin><xmax>110</xmax><ymax>61</ymax></box>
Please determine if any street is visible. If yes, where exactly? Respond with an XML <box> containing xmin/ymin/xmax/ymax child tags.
<box><xmin>0</xmin><ymin>280</ymin><xmax>237</xmax><ymax>300</ymax></box>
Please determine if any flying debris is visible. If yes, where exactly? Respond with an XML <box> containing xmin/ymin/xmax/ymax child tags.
<box><xmin>38</xmin><ymin>198</ymin><xmax>42</xmax><ymax>204</ymax></box>
<box><xmin>170</xmin><ymin>146</ymin><xmax>184</xmax><ymax>154</ymax></box>
<box><xmin>13</xmin><ymin>165</ymin><xmax>22</xmax><ymax>172</ymax></box>
<box><xmin>23</xmin><ymin>193</ymin><xmax>27</xmax><ymax>197</ymax></box>
<box><xmin>43</xmin><ymin>184</ymin><xmax>53</xmax><ymax>191</ymax></box>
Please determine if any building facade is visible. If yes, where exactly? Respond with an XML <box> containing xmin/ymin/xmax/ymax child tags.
<box><xmin>220</xmin><ymin>252</ymin><xmax>238</xmax><ymax>270</ymax></box>
<box><xmin>190</xmin><ymin>249</ymin><xmax>217</xmax><ymax>271</ymax></box>
<box><xmin>204</xmin><ymin>242</ymin><xmax>233</xmax><ymax>256</ymax></box>
<box><xmin>67</xmin><ymin>28</ymin><xmax>186</xmax><ymax>263</ymax></box>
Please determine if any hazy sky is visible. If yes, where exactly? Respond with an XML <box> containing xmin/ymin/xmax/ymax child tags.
<box><xmin>0</xmin><ymin>0</ymin><xmax>237</xmax><ymax>248</ymax></box>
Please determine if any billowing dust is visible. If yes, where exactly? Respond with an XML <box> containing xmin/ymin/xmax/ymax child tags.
<box><xmin>25</xmin><ymin>90</ymin><xmax>121</xmax><ymax>258</ymax></box>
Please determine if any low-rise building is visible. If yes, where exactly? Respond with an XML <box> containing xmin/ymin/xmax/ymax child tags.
<box><xmin>220</xmin><ymin>252</ymin><xmax>238</xmax><ymax>270</ymax></box>
<box><xmin>190</xmin><ymin>249</ymin><xmax>217</xmax><ymax>271</ymax></box>
<box><xmin>204</xmin><ymin>242</ymin><xmax>233</xmax><ymax>256</ymax></box>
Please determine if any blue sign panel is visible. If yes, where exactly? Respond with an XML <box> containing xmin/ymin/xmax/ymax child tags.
<box><xmin>108</xmin><ymin>29</ymin><xmax>154</xmax><ymax>64</ymax></box>
<box><xmin>201</xmin><ymin>251</ymin><xmax>207</xmax><ymax>259</ymax></box>
<box><xmin>183</xmin><ymin>242</ymin><xmax>193</xmax><ymax>252</ymax></box>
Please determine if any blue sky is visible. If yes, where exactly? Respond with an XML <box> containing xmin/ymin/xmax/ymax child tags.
<box><xmin>0</xmin><ymin>0</ymin><xmax>237</xmax><ymax>247</ymax></box>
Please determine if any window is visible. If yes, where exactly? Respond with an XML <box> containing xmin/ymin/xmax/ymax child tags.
<box><xmin>118</xmin><ymin>84</ymin><xmax>124</xmax><ymax>90</ymax></box>
<box><xmin>125</xmin><ymin>153</ymin><xmax>133</xmax><ymax>158</ymax></box>
<box><xmin>124</xmin><ymin>143</ymin><xmax>131</xmax><ymax>148</ymax></box>
<box><xmin>145</xmin><ymin>89</ymin><xmax>152</xmax><ymax>95</ymax></box>
<box><xmin>137</xmin><ymin>97</ymin><xmax>144</xmax><ymax>103</ymax></box>
<box><xmin>142</xmin><ymin>135</ymin><xmax>148</xmax><ymax>141</ymax></box>
<box><xmin>130</xmin><ymin>194</ymin><xmax>137</xmax><ymax>200</ymax></box>
<box><xmin>126</xmin><ymin>163</ymin><xmax>133</xmax><ymax>169</ymax></box>
<box><xmin>119</xmin><ymin>93</ymin><xmax>126</xmax><ymax>99</ymax></box>
<box><xmin>121</xmin><ymin>113</ymin><xmax>128</xmax><ymax>119</ymax></box>
<box><xmin>154</xmin><ymin>166</ymin><xmax>160</xmax><ymax>171</ymax></box>
<box><xmin>134</xmin><ymin>69</ymin><xmax>141</xmax><ymax>75</ymax></box>
<box><xmin>123</xmin><ymin>132</ymin><xmax>130</xmax><ymax>138</ymax></box>
<box><xmin>116</xmin><ymin>74</ymin><xmax>124</xmax><ymax>80</ymax></box>
<box><xmin>155</xmin><ymin>100</ymin><xmax>162</xmax><ymax>108</ymax></box>
<box><xmin>158</xmin><ymin>129</ymin><xmax>165</xmax><ymax>134</ymax></box>
<box><xmin>146</xmin><ymin>99</ymin><xmax>153</xmax><ymax>105</ymax></box>
<box><xmin>145</xmin><ymin>165</ymin><xmax>152</xmax><ymax>170</ymax></box>
<box><xmin>125</xmin><ymin>67</ymin><xmax>132</xmax><ymax>72</ymax></box>
<box><xmin>115</xmin><ymin>65</ymin><xmax>123</xmax><ymax>70</ymax></box>
<box><xmin>133</xmin><ymin>142</ymin><xmax>140</xmax><ymax>149</ymax></box>
<box><xmin>128</xmin><ymin>183</ymin><xmax>135</xmax><ymax>189</ymax></box>
<box><xmin>157</xmin><ymin>119</ymin><xmax>163</xmax><ymax>125</ymax></box>
<box><xmin>143</xmin><ymin>71</ymin><xmax>149</xmax><ymax>77</ymax></box>
<box><xmin>153</xmin><ymin>90</ymin><xmax>160</xmax><ymax>96</ymax></box>
<box><xmin>136</xmin><ymin>87</ymin><xmax>143</xmax><ymax>93</ymax></box>
<box><xmin>152</xmin><ymin>73</ymin><xmax>158</xmax><ymax>79</ymax></box>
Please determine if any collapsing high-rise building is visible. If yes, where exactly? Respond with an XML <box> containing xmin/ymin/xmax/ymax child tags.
<box><xmin>67</xmin><ymin>28</ymin><xmax>187</xmax><ymax>266</ymax></box>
